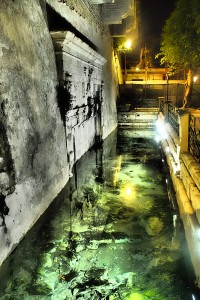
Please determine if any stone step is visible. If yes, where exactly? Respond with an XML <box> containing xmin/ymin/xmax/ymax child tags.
<box><xmin>118</xmin><ymin>122</ymin><xmax>155</xmax><ymax>128</ymax></box>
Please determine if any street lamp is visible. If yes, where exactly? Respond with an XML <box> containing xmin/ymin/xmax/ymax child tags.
<box><xmin>193</xmin><ymin>75</ymin><xmax>198</xmax><ymax>83</ymax></box>
<box><xmin>115</xmin><ymin>39</ymin><xmax>132</xmax><ymax>84</ymax></box>
<box><xmin>123</xmin><ymin>40</ymin><xmax>132</xmax><ymax>83</ymax></box>
<box><xmin>124</xmin><ymin>40</ymin><xmax>132</xmax><ymax>49</ymax></box>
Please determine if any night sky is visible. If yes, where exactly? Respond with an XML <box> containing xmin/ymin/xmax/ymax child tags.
<box><xmin>140</xmin><ymin>0</ymin><xmax>176</xmax><ymax>39</ymax></box>
<box><xmin>132</xmin><ymin>0</ymin><xmax>177</xmax><ymax>65</ymax></box>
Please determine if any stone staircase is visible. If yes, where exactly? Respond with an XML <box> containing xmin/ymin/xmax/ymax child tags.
<box><xmin>117</xmin><ymin>107</ymin><xmax>159</xmax><ymax>128</ymax></box>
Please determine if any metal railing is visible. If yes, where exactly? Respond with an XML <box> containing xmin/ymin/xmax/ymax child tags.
<box><xmin>189</xmin><ymin>115</ymin><xmax>200</xmax><ymax>163</ymax></box>
<box><xmin>168</xmin><ymin>103</ymin><xmax>180</xmax><ymax>136</ymax></box>
<box><xmin>158</xmin><ymin>97</ymin><xmax>179</xmax><ymax>136</ymax></box>
<box><xmin>159</xmin><ymin>97</ymin><xmax>165</xmax><ymax>115</ymax></box>
<box><xmin>159</xmin><ymin>97</ymin><xmax>200</xmax><ymax>162</ymax></box>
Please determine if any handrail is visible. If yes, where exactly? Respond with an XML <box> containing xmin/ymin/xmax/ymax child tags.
<box><xmin>159</xmin><ymin>98</ymin><xmax>180</xmax><ymax>136</ymax></box>
<box><xmin>168</xmin><ymin>103</ymin><xmax>179</xmax><ymax>136</ymax></box>
<box><xmin>159</xmin><ymin>97</ymin><xmax>200</xmax><ymax>162</ymax></box>
<box><xmin>189</xmin><ymin>114</ymin><xmax>200</xmax><ymax>163</ymax></box>
<box><xmin>159</xmin><ymin>97</ymin><xmax>165</xmax><ymax>115</ymax></box>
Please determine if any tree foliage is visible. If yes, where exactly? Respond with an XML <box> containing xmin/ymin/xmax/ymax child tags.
<box><xmin>157</xmin><ymin>0</ymin><xmax>200</xmax><ymax>107</ymax></box>
<box><xmin>158</xmin><ymin>0</ymin><xmax>200</xmax><ymax>71</ymax></box>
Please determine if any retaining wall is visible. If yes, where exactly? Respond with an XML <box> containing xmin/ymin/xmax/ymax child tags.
<box><xmin>0</xmin><ymin>0</ymin><xmax>118</xmax><ymax>265</ymax></box>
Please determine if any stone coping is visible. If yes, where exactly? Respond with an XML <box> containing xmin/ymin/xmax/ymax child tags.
<box><xmin>181</xmin><ymin>153</ymin><xmax>200</xmax><ymax>191</ymax></box>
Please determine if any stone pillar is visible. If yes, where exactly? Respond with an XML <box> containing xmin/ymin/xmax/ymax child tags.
<box><xmin>179</xmin><ymin>110</ymin><xmax>189</xmax><ymax>153</ymax></box>
<box><xmin>164</xmin><ymin>102</ymin><xmax>169</xmax><ymax>120</ymax></box>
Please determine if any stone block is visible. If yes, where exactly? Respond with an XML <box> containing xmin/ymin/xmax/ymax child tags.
<box><xmin>0</xmin><ymin>157</ymin><xmax>4</xmax><ymax>169</ymax></box>
<box><xmin>181</xmin><ymin>153</ymin><xmax>200</xmax><ymax>190</ymax></box>
<box><xmin>66</xmin><ymin>115</ymin><xmax>78</xmax><ymax>128</ymax></box>
<box><xmin>0</xmin><ymin>172</ymin><xmax>10</xmax><ymax>193</ymax></box>
<box><xmin>190</xmin><ymin>186</ymin><xmax>200</xmax><ymax>210</ymax></box>
<box><xmin>176</xmin><ymin>180</ymin><xmax>194</xmax><ymax>215</ymax></box>
<box><xmin>196</xmin><ymin>209</ymin><xmax>200</xmax><ymax>225</ymax></box>
<box><xmin>180</xmin><ymin>161</ymin><xmax>195</xmax><ymax>199</ymax></box>
<box><xmin>183</xmin><ymin>200</ymin><xmax>194</xmax><ymax>215</ymax></box>
<box><xmin>193</xmin><ymin>171</ymin><xmax>200</xmax><ymax>191</ymax></box>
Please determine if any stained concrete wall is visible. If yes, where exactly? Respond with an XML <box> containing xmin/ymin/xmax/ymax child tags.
<box><xmin>0</xmin><ymin>0</ymin><xmax>118</xmax><ymax>265</ymax></box>
<box><xmin>51</xmin><ymin>30</ymin><xmax>107</xmax><ymax>174</ymax></box>
<box><xmin>0</xmin><ymin>0</ymin><xmax>70</xmax><ymax>265</ymax></box>
<box><xmin>46</xmin><ymin>0</ymin><xmax>118</xmax><ymax>138</ymax></box>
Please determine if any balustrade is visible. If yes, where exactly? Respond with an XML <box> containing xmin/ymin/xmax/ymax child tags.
<box><xmin>189</xmin><ymin>114</ymin><xmax>200</xmax><ymax>163</ymax></box>
<box><xmin>159</xmin><ymin>97</ymin><xmax>200</xmax><ymax>162</ymax></box>
<box><xmin>168</xmin><ymin>103</ymin><xmax>180</xmax><ymax>136</ymax></box>
<box><xmin>159</xmin><ymin>98</ymin><xmax>180</xmax><ymax>137</ymax></box>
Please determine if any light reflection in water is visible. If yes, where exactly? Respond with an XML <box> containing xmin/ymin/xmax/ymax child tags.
<box><xmin>113</xmin><ymin>155</ymin><xmax>122</xmax><ymax>187</ymax></box>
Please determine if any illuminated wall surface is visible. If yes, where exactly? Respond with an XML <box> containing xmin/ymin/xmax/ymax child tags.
<box><xmin>0</xmin><ymin>129</ymin><xmax>199</xmax><ymax>300</ymax></box>
<box><xmin>0</xmin><ymin>0</ymin><xmax>118</xmax><ymax>265</ymax></box>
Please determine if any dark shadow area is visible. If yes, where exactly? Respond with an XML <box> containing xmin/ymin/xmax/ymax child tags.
<box><xmin>46</xmin><ymin>3</ymin><xmax>97</xmax><ymax>52</ymax></box>
<box><xmin>0</xmin><ymin>101</ymin><xmax>15</xmax><ymax>230</ymax></box>
<box><xmin>118</xmin><ymin>83</ymin><xmax>200</xmax><ymax>110</ymax></box>
<box><xmin>56</xmin><ymin>73</ymin><xmax>73</xmax><ymax>129</ymax></box>
<box><xmin>0</xmin><ymin>194</ymin><xmax>9</xmax><ymax>228</ymax></box>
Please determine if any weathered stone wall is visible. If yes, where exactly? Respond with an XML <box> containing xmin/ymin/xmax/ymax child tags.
<box><xmin>46</xmin><ymin>0</ymin><xmax>118</xmax><ymax>138</ymax></box>
<box><xmin>0</xmin><ymin>0</ymin><xmax>118</xmax><ymax>265</ymax></box>
<box><xmin>51</xmin><ymin>30</ymin><xmax>107</xmax><ymax>173</ymax></box>
<box><xmin>0</xmin><ymin>0</ymin><xmax>70</xmax><ymax>264</ymax></box>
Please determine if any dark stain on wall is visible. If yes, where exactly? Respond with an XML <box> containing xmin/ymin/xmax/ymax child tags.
<box><xmin>87</xmin><ymin>97</ymin><xmax>93</xmax><ymax>119</ymax></box>
<box><xmin>0</xmin><ymin>101</ymin><xmax>16</xmax><ymax>229</ymax></box>
<box><xmin>0</xmin><ymin>194</ymin><xmax>9</xmax><ymax>229</ymax></box>
<box><xmin>86</xmin><ymin>67</ymin><xmax>93</xmax><ymax>92</ymax></box>
<box><xmin>0</xmin><ymin>102</ymin><xmax>16</xmax><ymax>191</ymax></box>
<box><xmin>56</xmin><ymin>72</ymin><xmax>73</xmax><ymax>128</ymax></box>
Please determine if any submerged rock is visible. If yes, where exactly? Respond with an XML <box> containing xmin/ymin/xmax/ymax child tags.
<box><xmin>140</xmin><ymin>216</ymin><xmax>163</xmax><ymax>236</ymax></box>
<box><xmin>28</xmin><ymin>281</ymin><xmax>52</xmax><ymax>295</ymax></box>
<box><xmin>125</xmin><ymin>292</ymin><xmax>144</xmax><ymax>300</ymax></box>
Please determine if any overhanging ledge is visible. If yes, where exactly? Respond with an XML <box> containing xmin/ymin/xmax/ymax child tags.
<box><xmin>50</xmin><ymin>31</ymin><xmax>107</xmax><ymax>68</ymax></box>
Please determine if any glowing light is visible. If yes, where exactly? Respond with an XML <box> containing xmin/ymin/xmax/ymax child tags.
<box><xmin>173</xmin><ymin>163</ymin><xmax>180</xmax><ymax>175</ymax></box>
<box><xmin>192</xmin><ymin>294</ymin><xmax>196</xmax><ymax>300</ymax></box>
<box><xmin>124</xmin><ymin>40</ymin><xmax>132</xmax><ymax>49</ymax></box>
<box><xmin>193</xmin><ymin>76</ymin><xmax>198</xmax><ymax>83</ymax></box>
<box><xmin>166</xmin><ymin>146</ymin><xmax>170</xmax><ymax>153</ymax></box>
<box><xmin>126</xmin><ymin>187</ymin><xmax>132</xmax><ymax>196</ymax></box>
<box><xmin>120</xmin><ymin>184</ymin><xmax>136</xmax><ymax>202</ymax></box>
<box><xmin>173</xmin><ymin>214</ymin><xmax>177</xmax><ymax>227</ymax></box>
<box><xmin>155</xmin><ymin>135</ymin><xmax>161</xmax><ymax>143</ymax></box>
<box><xmin>136</xmin><ymin>67</ymin><xmax>140</xmax><ymax>71</ymax></box>
<box><xmin>155</xmin><ymin>119</ymin><xmax>168</xmax><ymax>142</ymax></box>
<box><xmin>113</xmin><ymin>155</ymin><xmax>122</xmax><ymax>187</ymax></box>
<box><xmin>196</xmin><ymin>228</ymin><xmax>200</xmax><ymax>241</ymax></box>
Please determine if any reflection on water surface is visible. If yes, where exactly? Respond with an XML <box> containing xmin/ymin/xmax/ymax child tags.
<box><xmin>0</xmin><ymin>128</ymin><xmax>199</xmax><ymax>300</ymax></box>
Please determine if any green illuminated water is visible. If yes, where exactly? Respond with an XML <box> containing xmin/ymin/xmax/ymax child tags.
<box><xmin>0</xmin><ymin>128</ymin><xmax>198</xmax><ymax>300</ymax></box>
